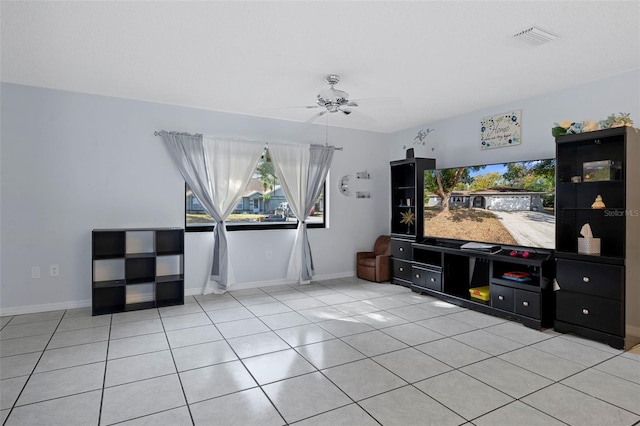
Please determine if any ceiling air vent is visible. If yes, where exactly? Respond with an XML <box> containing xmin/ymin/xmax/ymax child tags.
<box><xmin>513</xmin><ymin>26</ymin><xmax>558</xmax><ymax>46</ymax></box>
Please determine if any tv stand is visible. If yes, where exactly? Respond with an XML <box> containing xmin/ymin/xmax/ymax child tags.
<box><xmin>392</xmin><ymin>239</ymin><xmax>555</xmax><ymax>330</ymax></box>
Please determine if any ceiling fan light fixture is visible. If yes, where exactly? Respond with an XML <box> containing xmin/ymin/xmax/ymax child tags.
<box><xmin>513</xmin><ymin>26</ymin><xmax>558</xmax><ymax>46</ymax></box>
<box><xmin>317</xmin><ymin>87</ymin><xmax>349</xmax><ymax>107</ymax></box>
<box><xmin>295</xmin><ymin>73</ymin><xmax>390</xmax><ymax>123</ymax></box>
<box><xmin>324</xmin><ymin>74</ymin><xmax>340</xmax><ymax>85</ymax></box>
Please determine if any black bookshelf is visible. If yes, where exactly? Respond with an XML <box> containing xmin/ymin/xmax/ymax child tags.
<box><xmin>554</xmin><ymin>127</ymin><xmax>640</xmax><ymax>349</ymax></box>
<box><xmin>92</xmin><ymin>228</ymin><xmax>184</xmax><ymax>315</ymax></box>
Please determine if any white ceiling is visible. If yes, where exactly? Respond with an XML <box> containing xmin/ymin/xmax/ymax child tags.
<box><xmin>1</xmin><ymin>1</ymin><xmax>639</xmax><ymax>133</ymax></box>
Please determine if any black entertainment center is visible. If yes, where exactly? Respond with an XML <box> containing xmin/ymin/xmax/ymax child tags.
<box><xmin>393</xmin><ymin>238</ymin><xmax>554</xmax><ymax>330</ymax></box>
<box><xmin>391</xmin><ymin>128</ymin><xmax>639</xmax><ymax>348</ymax></box>
<box><xmin>390</xmin><ymin>156</ymin><xmax>555</xmax><ymax>330</ymax></box>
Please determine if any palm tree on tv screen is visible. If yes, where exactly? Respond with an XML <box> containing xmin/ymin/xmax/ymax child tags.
<box><xmin>424</xmin><ymin>167</ymin><xmax>481</xmax><ymax>213</ymax></box>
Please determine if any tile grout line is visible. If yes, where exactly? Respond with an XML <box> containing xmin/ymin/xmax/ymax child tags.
<box><xmin>206</xmin><ymin>290</ymin><xmax>291</xmax><ymax>425</ymax></box>
<box><xmin>158</xmin><ymin>306</ymin><xmax>196</xmax><ymax>426</ymax></box>
<box><xmin>230</xmin><ymin>284</ymin><xmax>378</xmax><ymax>425</ymax></box>
<box><xmin>408</xmin><ymin>319</ymin><xmax>571</xmax><ymax>424</ymax></box>
<box><xmin>393</xmin><ymin>294</ymin><xmax>640</xmax><ymax>424</ymax></box>
<box><xmin>321</xmin><ymin>285</ymin><xmax>637</xmax><ymax>424</ymax></box>
<box><xmin>331</xmin><ymin>313</ymin><xmax>492</xmax><ymax>424</ymax></box>
<box><xmin>298</xmin><ymin>285</ymin><xmax>478</xmax><ymax>422</ymax></box>
<box><xmin>2</xmin><ymin>312</ymin><xmax>66</xmax><ymax>425</ymax></box>
<box><xmin>97</xmin><ymin>311</ymin><xmax>114</xmax><ymax>426</ymax></box>
<box><xmin>255</xmin><ymin>283</ymin><xmax>466</xmax><ymax>424</ymax></box>
<box><xmin>3</xmin><ymin>279</ymin><xmax>639</xmax><ymax>425</ymax></box>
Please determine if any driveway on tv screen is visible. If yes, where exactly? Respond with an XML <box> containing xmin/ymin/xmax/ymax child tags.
<box><xmin>489</xmin><ymin>210</ymin><xmax>554</xmax><ymax>249</ymax></box>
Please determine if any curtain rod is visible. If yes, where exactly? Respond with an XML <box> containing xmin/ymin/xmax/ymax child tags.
<box><xmin>154</xmin><ymin>130</ymin><xmax>343</xmax><ymax>150</ymax></box>
<box><xmin>154</xmin><ymin>130</ymin><xmax>202</xmax><ymax>137</ymax></box>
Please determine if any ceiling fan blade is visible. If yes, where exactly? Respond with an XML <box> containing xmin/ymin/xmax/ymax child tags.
<box><xmin>263</xmin><ymin>105</ymin><xmax>319</xmax><ymax>111</ymax></box>
<box><xmin>345</xmin><ymin>109</ymin><xmax>376</xmax><ymax>123</ymax></box>
<box><xmin>348</xmin><ymin>97</ymin><xmax>402</xmax><ymax>107</ymax></box>
<box><xmin>305</xmin><ymin>110</ymin><xmax>327</xmax><ymax>124</ymax></box>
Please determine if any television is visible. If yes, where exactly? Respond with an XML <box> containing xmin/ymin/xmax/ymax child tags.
<box><xmin>423</xmin><ymin>159</ymin><xmax>555</xmax><ymax>250</ymax></box>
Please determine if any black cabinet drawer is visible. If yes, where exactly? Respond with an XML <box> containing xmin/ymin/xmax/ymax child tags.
<box><xmin>412</xmin><ymin>265</ymin><xmax>442</xmax><ymax>292</ymax></box>
<box><xmin>515</xmin><ymin>289</ymin><xmax>540</xmax><ymax>319</ymax></box>
<box><xmin>391</xmin><ymin>239</ymin><xmax>412</xmax><ymax>260</ymax></box>
<box><xmin>556</xmin><ymin>292</ymin><xmax>623</xmax><ymax>335</ymax></box>
<box><xmin>556</xmin><ymin>259</ymin><xmax>623</xmax><ymax>300</ymax></box>
<box><xmin>490</xmin><ymin>284</ymin><xmax>514</xmax><ymax>312</ymax></box>
<box><xmin>392</xmin><ymin>259</ymin><xmax>412</xmax><ymax>281</ymax></box>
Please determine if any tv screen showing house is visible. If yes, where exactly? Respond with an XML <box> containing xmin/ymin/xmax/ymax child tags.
<box><xmin>423</xmin><ymin>159</ymin><xmax>555</xmax><ymax>249</ymax></box>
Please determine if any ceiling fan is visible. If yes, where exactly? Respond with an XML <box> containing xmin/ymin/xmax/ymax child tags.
<box><xmin>299</xmin><ymin>74</ymin><xmax>401</xmax><ymax>124</ymax></box>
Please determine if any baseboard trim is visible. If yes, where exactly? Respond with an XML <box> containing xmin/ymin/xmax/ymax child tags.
<box><xmin>0</xmin><ymin>271</ymin><xmax>358</xmax><ymax>316</ymax></box>
<box><xmin>228</xmin><ymin>271</ymin><xmax>356</xmax><ymax>291</ymax></box>
<box><xmin>184</xmin><ymin>271</ymin><xmax>357</xmax><ymax>295</ymax></box>
<box><xmin>626</xmin><ymin>325</ymin><xmax>640</xmax><ymax>341</ymax></box>
<box><xmin>0</xmin><ymin>299</ymin><xmax>92</xmax><ymax>317</ymax></box>
<box><xmin>314</xmin><ymin>271</ymin><xmax>357</xmax><ymax>281</ymax></box>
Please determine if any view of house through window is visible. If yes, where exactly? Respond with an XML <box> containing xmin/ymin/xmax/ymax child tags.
<box><xmin>186</xmin><ymin>150</ymin><xmax>326</xmax><ymax>230</ymax></box>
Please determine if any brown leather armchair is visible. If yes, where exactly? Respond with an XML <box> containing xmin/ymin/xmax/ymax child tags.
<box><xmin>356</xmin><ymin>235</ymin><xmax>391</xmax><ymax>282</ymax></box>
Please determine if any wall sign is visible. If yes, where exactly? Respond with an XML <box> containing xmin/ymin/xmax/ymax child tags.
<box><xmin>480</xmin><ymin>110</ymin><xmax>521</xmax><ymax>150</ymax></box>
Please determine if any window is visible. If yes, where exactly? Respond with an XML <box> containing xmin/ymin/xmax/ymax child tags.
<box><xmin>185</xmin><ymin>150</ymin><xmax>327</xmax><ymax>231</ymax></box>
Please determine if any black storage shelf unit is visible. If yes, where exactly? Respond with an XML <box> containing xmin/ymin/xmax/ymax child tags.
<box><xmin>93</xmin><ymin>280</ymin><xmax>125</xmax><ymax>289</ymax></box>
<box><xmin>92</xmin><ymin>228</ymin><xmax>184</xmax><ymax>315</ymax></box>
<box><xmin>125</xmin><ymin>256</ymin><xmax>156</xmax><ymax>284</ymax></box>
<box><xmin>92</xmin><ymin>230</ymin><xmax>126</xmax><ymax>259</ymax></box>
<box><xmin>390</xmin><ymin>157</ymin><xmax>436</xmax><ymax>287</ymax></box>
<box><xmin>156</xmin><ymin>229</ymin><xmax>185</xmax><ymax>255</ymax></box>
<box><xmin>407</xmin><ymin>240</ymin><xmax>555</xmax><ymax>330</ymax></box>
<box><xmin>92</xmin><ymin>287</ymin><xmax>126</xmax><ymax>316</ymax></box>
<box><xmin>156</xmin><ymin>279</ymin><xmax>186</xmax><ymax>308</ymax></box>
<box><xmin>156</xmin><ymin>274</ymin><xmax>185</xmax><ymax>283</ymax></box>
<box><xmin>390</xmin><ymin>158</ymin><xmax>436</xmax><ymax>240</ymax></box>
<box><xmin>554</xmin><ymin>127</ymin><xmax>639</xmax><ymax>350</ymax></box>
<box><xmin>125</xmin><ymin>301</ymin><xmax>157</xmax><ymax>312</ymax></box>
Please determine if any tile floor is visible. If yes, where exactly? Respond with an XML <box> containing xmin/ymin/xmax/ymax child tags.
<box><xmin>1</xmin><ymin>277</ymin><xmax>639</xmax><ymax>425</ymax></box>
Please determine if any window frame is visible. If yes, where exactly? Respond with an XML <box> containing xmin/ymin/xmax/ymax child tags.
<box><xmin>185</xmin><ymin>182</ymin><xmax>327</xmax><ymax>233</ymax></box>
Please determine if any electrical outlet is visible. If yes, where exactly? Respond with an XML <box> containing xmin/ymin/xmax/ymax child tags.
<box><xmin>31</xmin><ymin>266</ymin><xmax>41</xmax><ymax>279</ymax></box>
<box><xmin>50</xmin><ymin>264</ymin><xmax>59</xmax><ymax>277</ymax></box>
<box><xmin>265</xmin><ymin>250</ymin><xmax>273</xmax><ymax>261</ymax></box>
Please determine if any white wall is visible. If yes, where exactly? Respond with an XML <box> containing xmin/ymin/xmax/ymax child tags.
<box><xmin>388</xmin><ymin>69</ymin><xmax>640</xmax><ymax>167</ymax></box>
<box><xmin>2</xmin><ymin>69</ymin><xmax>637</xmax><ymax>314</ymax></box>
<box><xmin>0</xmin><ymin>83</ymin><xmax>390</xmax><ymax>314</ymax></box>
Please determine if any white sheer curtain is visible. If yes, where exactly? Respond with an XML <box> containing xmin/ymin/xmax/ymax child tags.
<box><xmin>269</xmin><ymin>143</ymin><xmax>334</xmax><ymax>283</ymax></box>
<box><xmin>162</xmin><ymin>132</ymin><xmax>263</xmax><ymax>293</ymax></box>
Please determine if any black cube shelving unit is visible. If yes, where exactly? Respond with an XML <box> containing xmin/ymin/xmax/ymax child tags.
<box><xmin>92</xmin><ymin>228</ymin><xmax>184</xmax><ymax>315</ymax></box>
